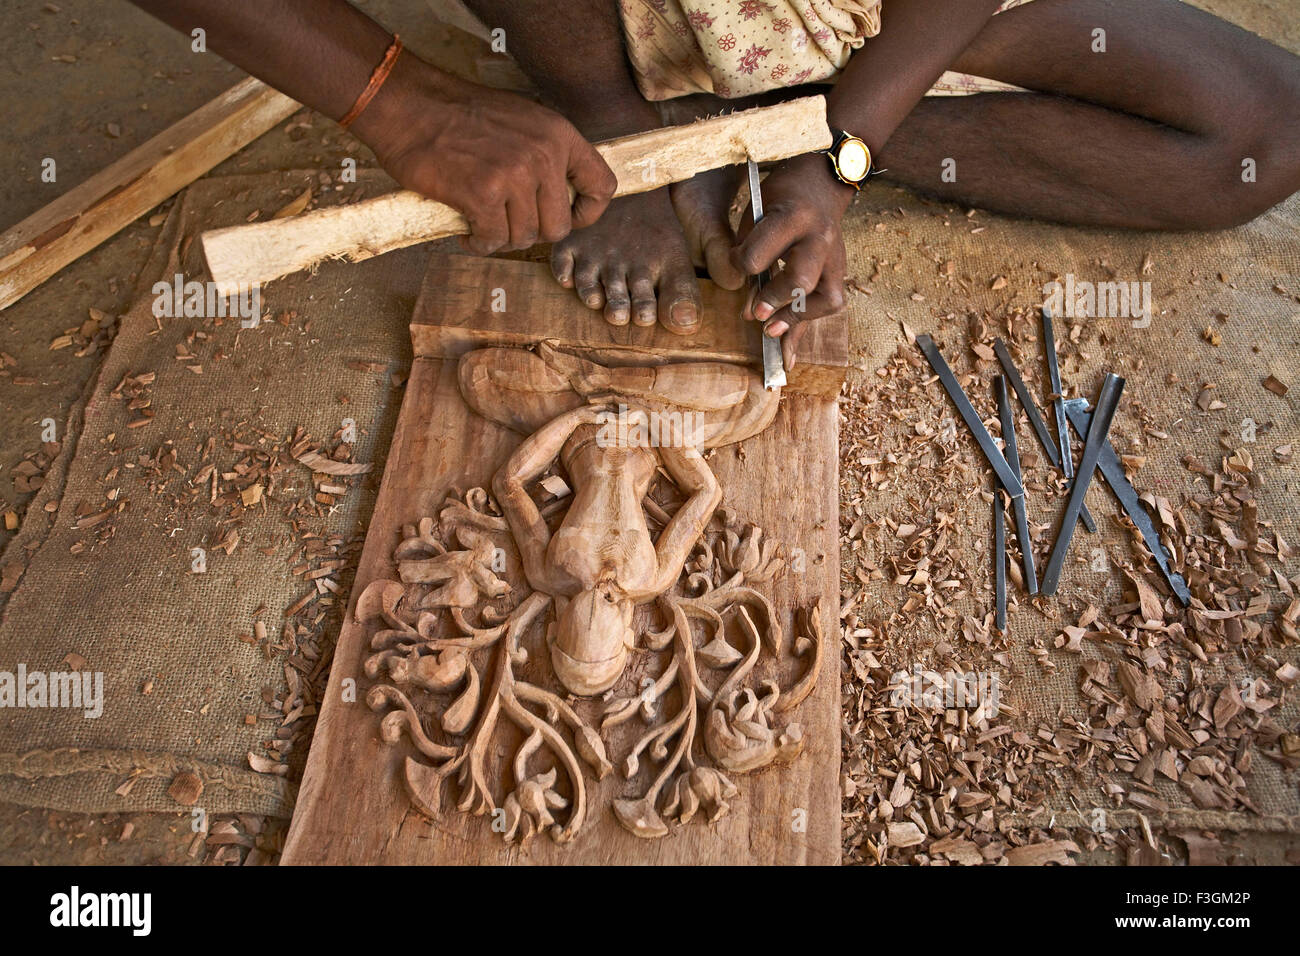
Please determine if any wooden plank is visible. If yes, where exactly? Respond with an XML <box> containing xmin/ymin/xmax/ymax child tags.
<box><xmin>202</xmin><ymin>96</ymin><xmax>831</xmax><ymax>295</ymax></box>
<box><xmin>281</xmin><ymin>254</ymin><xmax>844</xmax><ymax>865</ymax></box>
<box><xmin>410</xmin><ymin>255</ymin><xmax>849</xmax><ymax>398</ymax></box>
<box><xmin>0</xmin><ymin>77</ymin><xmax>298</xmax><ymax>311</ymax></box>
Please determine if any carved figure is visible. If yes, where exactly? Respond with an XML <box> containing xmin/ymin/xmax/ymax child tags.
<box><xmin>356</xmin><ymin>344</ymin><xmax>822</xmax><ymax>844</ymax></box>
<box><xmin>460</xmin><ymin>342</ymin><xmax>778</xmax><ymax>696</ymax></box>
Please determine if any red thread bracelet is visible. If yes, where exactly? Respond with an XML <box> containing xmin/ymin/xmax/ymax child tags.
<box><xmin>339</xmin><ymin>35</ymin><xmax>403</xmax><ymax>129</ymax></box>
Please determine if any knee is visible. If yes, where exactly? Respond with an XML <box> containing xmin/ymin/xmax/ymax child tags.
<box><xmin>1167</xmin><ymin>136</ymin><xmax>1298</xmax><ymax>231</ymax></box>
<box><xmin>1189</xmin><ymin>66</ymin><xmax>1300</xmax><ymax>229</ymax></box>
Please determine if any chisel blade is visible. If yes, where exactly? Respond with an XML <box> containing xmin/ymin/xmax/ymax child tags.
<box><xmin>915</xmin><ymin>334</ymin><xmax>1025</xmax><ymax>498</ymax></box>
<box><xmin>996</xmin><ymin>375</ymin><xmax>1038</xmax><ymax>594</ymax></box>
<box><xmin>1064</xmin><ymin>398</ymin><xmax>1192</xmax><ymax>606</ymax></box>
<box><xmin>762</xmin><ymin>334</ymin><xmax>786</xmax><ymax>390</ymax></box>
<box><xmin>747</xmin><ymin>157</ymin><xmax>786</xmax><ymax>390</ymax></box>
<box><xmin>1041</xmin><ymin>373</ymin><xmax>1125</xmax><ymax>595</ymax></box>
<box><xmin>993</xmin><ymin>337</ymin><xmax>1096</xmax><ymax>533</ymax></box>
<box><xmin>994</xmin><ymin>489</ymin><xmax>1008</xmax><ymax>632</ymax></box>
<box><xmin>1043</xmin><ymin>307</ymin><xmax>1073</xmax><ymax>480</ymax></box>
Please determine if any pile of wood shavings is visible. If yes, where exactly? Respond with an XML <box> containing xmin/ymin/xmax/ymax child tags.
<box><xmin>838</xmin><ymin>306</ymin><xmax>1297</xmax><ymax>865</ymax></box>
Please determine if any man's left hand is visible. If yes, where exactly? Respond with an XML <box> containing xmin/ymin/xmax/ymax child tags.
<box><xmin>732</xmin><ymin>152</ymin><xmax>856</xmax><ymax>365</ymax></box>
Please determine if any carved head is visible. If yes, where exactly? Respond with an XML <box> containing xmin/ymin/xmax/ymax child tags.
<box><xmin>550</xmin><ymin>586</ymin><xmax>634</xmax><ymax>697</ymax></box>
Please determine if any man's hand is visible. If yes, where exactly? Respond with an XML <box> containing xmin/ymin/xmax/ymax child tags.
<box><xmin>354</xmin><ymin>61</ymin><xmax>618</xmax><ymax>255</ymax></box>
<box><xmin>732</xmin><ymin>152</ymin><xmax>855</xmax><ymax>364</ymax></box>
<box><xmin>124</xmin><ymin>1</ymin><xmax>617</xmax><ymax>255</ymax></box>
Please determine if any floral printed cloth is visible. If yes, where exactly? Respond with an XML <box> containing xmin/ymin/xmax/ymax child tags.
<box><xmin>618</xmin><ymin>0</ymin><xmax>1037</xmax><ymax>100</ymax></box>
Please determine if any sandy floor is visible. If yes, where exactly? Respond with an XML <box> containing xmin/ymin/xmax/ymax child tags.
<box><xmin>0</xmin><ymin>0</ymin><xmax>1295</xmax><ymax>864</ymax></box>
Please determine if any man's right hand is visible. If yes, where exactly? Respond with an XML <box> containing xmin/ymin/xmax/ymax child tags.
<box><xmin>352</xmin><ymin>59</ymin><xmax>618</xmax><ymax>255</ymax></box>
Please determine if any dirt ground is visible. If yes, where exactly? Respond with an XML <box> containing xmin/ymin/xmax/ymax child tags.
<box><xmin>0</xmin><ymin>0</ymin><xmax>1296</xmax><ymax>864</ymax></box>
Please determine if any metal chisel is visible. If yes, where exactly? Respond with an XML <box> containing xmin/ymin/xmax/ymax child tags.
<box><xmin>747</xmin><ymin>157</ymin><xmax>786</xmax><ymax>390</ymax></box>
<box><xmin>996</xmin><ymin>375</ymin><xmax>1038</xmax><ymax>594</ymax></box>
<box><xmin>1040</xmin><ymin>373</ymin><xmax>1125</xmax><ymax>595</ymax></box>
<box><xmin>993</xmin><ymin>337</ymin><xmax>1096</xmax><ymax>533</ymax></box>
<box><xmin>915</xmin><ymin>334</ymin><xmax>1025</xmax><ymax>498</ymax></box>
<box><xmin>1063</xmin><ymin>398</ymin><xmax>1192</xmax><ymax>605</ymax></box>
<box><xmin>1043</xmin><ymin>307</ymin><xmax>1073</xmax><ymax>482</ymax></box>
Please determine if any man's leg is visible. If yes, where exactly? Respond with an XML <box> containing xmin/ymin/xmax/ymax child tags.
<box><xmin>878</xmin><ymin>0</ymin><xmax>1300</xmax><ymax>229</ymax></box>
<box><xmin>462</xmin><ymin>0</ymin><xmax>713</xmax><ymax>333</ymax></box>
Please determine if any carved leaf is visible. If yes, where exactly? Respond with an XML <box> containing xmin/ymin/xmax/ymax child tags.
<box><xmin>613</xmin><ymin>797</ymin><xmax>669</xmax><ymax>839</ymax></box>
<box><xmin>441</xmin><ymin>664</ymin><xmax>480</xmax><ymax>735</ymax></box>
<box><xmin>574</xmin><ymin>724</ymin><xmax>613</xmax><ymax>779</ymax></box>
<box><xmin>698</xmin><ymin>636</ymin><xmax>743</xmax><ymax>668</ymax></box>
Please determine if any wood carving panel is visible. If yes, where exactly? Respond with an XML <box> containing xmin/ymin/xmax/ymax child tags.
<box><xmin>282</xmin><ymin>254</ymin><xmax>844</xmax><ymax>864</ymax></box>
<box><xmin>354</xmin><ymin>344</ymin><xmax>823</xmax><ymax>845</ymax></box>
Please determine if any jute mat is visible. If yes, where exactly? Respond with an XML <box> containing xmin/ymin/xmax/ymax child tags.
<box><xmin>0</xmin><ymin>170</ymin><xmax>434</xmax><ymax>817</ymax></box>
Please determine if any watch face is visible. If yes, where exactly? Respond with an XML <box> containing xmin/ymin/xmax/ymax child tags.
<box><xmin>837</xmin><ymin>139</ymin><xmax>870</xmax><ymax>182</ymax></box>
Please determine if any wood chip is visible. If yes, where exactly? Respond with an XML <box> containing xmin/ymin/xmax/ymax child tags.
<box><xmin>247</xmin><ymin>752</ymin><xmax>289</xmax><ymax>776</ymax></box>
<box><xmin>271</xmin><ymin>186</ymin><xmax>312</xmax><ymax>220</ymax></box>
<box><xmin>1263</xmin><ymin>374</ymin><xmax>1289</xmax><ymax>397</ymax></box>
<box><xmin>1005</xmin><ymin>839</ymin><xmax>1080</xmax><ymax>866</ymax></box>
<box><xmin>295</xmin><ymin>451</ymin><xmax>371</xmax><ymax>476</ymax></box>
<box><xmin>167</xmin><ymin>771</ymin><xmax>204</xmax><ymax>806</ymax></box>
<box><xmin>887</xmin><ymin>821</ymin><xmax>924</xmax><ymax>847</ymax></box>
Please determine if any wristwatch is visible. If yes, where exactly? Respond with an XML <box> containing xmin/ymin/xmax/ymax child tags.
<box><xmin>823</xmin><ymin>129</ymin><xmax>873</xmax><ymax>189</ymax></box>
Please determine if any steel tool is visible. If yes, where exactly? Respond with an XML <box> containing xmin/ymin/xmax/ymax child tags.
<box><xmin>993</xmin><ymin>337</ymin><xmax>1096</xmax><ymax>533</ymax></box>
<box><xmin>996</xmin><ymin>375</ymin><xmax>1038</xmax><ymax>594</ymax></box>
<box><xmin>994</xmin><ymin>490</ymin><xmax>1008</xmax><ymax>631</ymax></box>
<box><xmin>747</xmin><ymin>157</ymin><xmax>786</xmax><ymax>390</ymax></box>
<box><xmin>1042</xmin><ymin>307</ymin><xmax>1073</xmax><ymax>483</ymax></box>
<box><xmin>1041</xmin><ymin>373</ymin><xmax>1125</xmax><ymax>595</ymax></box>
<box><xmin>915</xmin><ymin>334</ymin><xmax>1025</xmax><ymax>498</ymax></box>
<box><xmin>1064</xmin><ymin>398</ymin><xmax>1192</xmax><ymax>605</ymax></box>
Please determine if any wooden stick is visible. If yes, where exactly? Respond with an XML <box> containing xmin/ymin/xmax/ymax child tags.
<box><xmin>202</xmin><ymin>96</ymin><xmax>831</xmax><ymax>295</ymax></box>
<box><xmin>0</xmin><ymin>77</ymin><xmax>298</xmax><ymax>312</ymax></box>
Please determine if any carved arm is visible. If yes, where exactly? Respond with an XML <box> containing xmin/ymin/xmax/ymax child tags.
<box><xmin>492</xmin><ymin>403</ymin><xmax>609</xmax><ymax>591</ymax></box>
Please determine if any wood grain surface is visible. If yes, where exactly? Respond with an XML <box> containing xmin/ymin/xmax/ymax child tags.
<box><xmin>410</xmin><ymin>255</ymin><xmax>850</xmax><ymax>398</ymax></box>
<box><xmin>282</xmin><ymin>254</ymin><xmax>846</xmax><ymax>864</ymax></box>
<box><xmin>0</xmin><ymin>77</ymin><xmax>297</xmax><ymax>311</ymax></box>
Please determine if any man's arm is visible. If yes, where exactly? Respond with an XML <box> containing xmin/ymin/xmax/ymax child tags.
<box><xmin>127</xmin><ymin>0</ymin><xmax>617</xmax><ymax>253</ymax></box>
<box><xmin>735</xmin><ymin>0</ymin><xmax>1004</xmax><ymax>349</ymax></box>
<box><xmin>827</xmin><ymin>0</ymin><xmax>1006</xmax><ymax>163</ymax></box>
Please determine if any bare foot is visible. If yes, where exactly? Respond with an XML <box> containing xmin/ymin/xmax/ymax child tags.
<box><xmin>670</xmin><ymin>167</ymin><xmax>746</xmax><ymax>291</ymax></box>
<box><xmin>551</xmin><ymin>189</ymin><xmax>702</xmax><ymax>335</ymax></box>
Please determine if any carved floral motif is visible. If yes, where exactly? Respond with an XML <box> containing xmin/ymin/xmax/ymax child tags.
<box><xmin>357</xmin><ymin>495</ymin><xmax>821</xmax><ymax>845</ymax></box>
<box><xmin>356</xmin><ymin>345</ymin><xmax>820</xmax><ymax>846</ymax></box>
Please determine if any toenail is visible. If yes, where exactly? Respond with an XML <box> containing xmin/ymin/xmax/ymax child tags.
<box><xmin>670</xmin><ymin>303</ymin><xmax>699</xmax><ymax>330</ymax></box>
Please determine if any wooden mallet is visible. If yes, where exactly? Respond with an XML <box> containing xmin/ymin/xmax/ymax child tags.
<box><xmin>201</xmin><ymin>96</ymin><xmax>831</xmax><ymax>296</ymax></box>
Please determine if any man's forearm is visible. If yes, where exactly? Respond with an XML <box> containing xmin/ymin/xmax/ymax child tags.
<box><xmin>129</xmin><ymin>1</ymin><xmax>400</xmax><ymax>118</ymax></box>
<box><xmin>828</xmin><ymin>0</ymin><xmax>1004</xmax><ymax>153</ymax></box>
<box><xmin>126</xmin><ymin>0</ymin><xmax>467</xmax><ymax>149</ymax></box>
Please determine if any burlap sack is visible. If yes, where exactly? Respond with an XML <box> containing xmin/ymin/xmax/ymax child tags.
<box><xmin>0</xmin><ymin>170</ymin><xmax>437</xmax><ymax>817</ymax></box>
